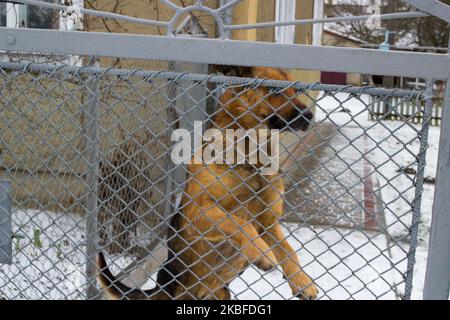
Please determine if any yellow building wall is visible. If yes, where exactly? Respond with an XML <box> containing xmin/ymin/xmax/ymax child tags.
<box><xmin>84</xmin><ymin>0</ymin><xmax>217</xmax><ymax>69</ymax></box>
<box><xmin>86</xmin><ymin>1</ymin><xmax>321</xmax><ymax>98</ymax></box>
<box><xmin>232</xmin><ymin>0</ymin><xmax>259</xmax><ymax>41</ymax></box>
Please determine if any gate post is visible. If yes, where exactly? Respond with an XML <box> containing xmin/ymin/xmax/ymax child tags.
<box><xmin>166</xmin><ymin>16</ymin><xmax>209</xmax><ymax>214</ymax></box>
<box><xmin>114</xmin><ymin>17</ymin><xmax>210</xmax><ymax>289</ymax></box>
<box><xmin>404</xmin><ymin>79</ymin><xmax>433</xmax><ymax>299</ymax></box>
<box><xmin>0</xmin><ymin>180</ymin><xmax>12</xmax><ymax>265</ymax></box>
<box><xmin>423</xmin><ymin>34</ymin><xmax>450</xmax><ymax>300</ymax></box>
<box><xmin>84</xmin><ymin>57</ymin><xmax>101</xmax><ymax>300</ymax></box>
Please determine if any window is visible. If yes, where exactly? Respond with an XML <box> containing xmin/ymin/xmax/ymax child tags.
<box><xmin>27</xmin><ymin>1</ymin><xmax>59</xmax><ymax>29</ymax></box>
<box><xmin>275</xmin><ymin>0</ymin><xmax>323</xmax><ymax>46</ymax></box>
<box><xmin>275</xmin><ymin>0</ymin><xmax>296</xmax><ymax>44</ymax></box>
<box><xmin>1</xmin><ymin>1</ymin><xmax>83</xmax><ymax>65</ymax></box>
<box><xmin>1</xmin><ymin>1</ymin><xmax>59</xmax><ymax>29</ymax></box>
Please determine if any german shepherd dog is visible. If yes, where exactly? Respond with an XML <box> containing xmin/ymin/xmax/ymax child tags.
<box><xmin>98</xmin><ymin>66</ymin><xmax>319</xmax><ymax>300</ymax></box>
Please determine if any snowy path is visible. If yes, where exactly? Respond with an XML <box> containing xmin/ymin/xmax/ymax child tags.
<box><xmin>314</xmin><ymin>92</ymin><xmax>440</xmax><ymax>299</ymax></box>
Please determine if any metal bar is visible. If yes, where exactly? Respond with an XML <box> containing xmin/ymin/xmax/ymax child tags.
<box><xmin>225</xmin><ymin>11</ymin><xmax>428</xmax><ymax>31</ymax></box>
<box><xmin>216</xmin><ymin>0</ymin><xmax>242</xmax><ymax>13</ymax></box>
<box><xmin>6</xmin><ymin>0</ymin><xmax>433</xmax><ymax>32</ymax></box>
<box><xmin>423</xmin><ymin>35</ymin><xmax>450</xmax><ymax>300</ymax></box>
<box><xmin>0</xmin><ymin>180</ymin><xmax>12</xmax><ymax>265</ymax></box>
<box><xmin>0</xmin><ymin>27</ymin><xmax>448</xmax><ymax>80</ymax></box>
<box><xmin>172</xmin><ymin>60</ymin><xmax>209</xmax><ymax>184</ymax></box>
<box><xmin>219</xmin><ymin>0</ymin><xmax>234</xmax><ymax>38</ymax></box>
<box><xmin>6</xmin><ymin>0</ymin><xmax>169</xmax><ymax>28</ymax></box>
<box><xmin>84</xmin><ymin>57</ymin><xmax>101</xmax><ymax>300</ymax></box>
<box><xmin>361</xmin><ymin>44</ymin><xmax>448</xmax><ymax>53</ymax></box>
<box><xmin>404</xmin><ymin>79</ymin><xmax>434</xmax><ymax>300</ymax></box>
<box><xmin>0</xmin><ymin>60</ymin><xmax>424</xmax><ymax>98</ymax></box>
<box><xmin>164</xmin><ymin>61</ymin><xmax>181</xmax><ymax>224</ymax></box>
<box><xmin>160</xmin><ymin>0</ymin><xmax>182</xmax><ymax>11</ymax></box>
<box><xmin>403</xmin><ymin>0</ymin><xmax>450</xmax><ymax>24</ymax></box>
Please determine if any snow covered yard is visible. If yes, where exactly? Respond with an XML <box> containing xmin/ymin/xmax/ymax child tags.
<box><xmin>0</xmin><ymin>211</ymin><xmax>422</xmax><ymax>300</ymax></box>
<box><xmin>0</xmin><ymin>210</ymin><xmax>404</xmax><ymax>300</ymax></box>
<box><xmin>0</xmin><ymin>92</ymin><xmax>440</xmax><ymax>300</ymax></box>
<box><xmin>0</xmin><ymin>209</ymin><xmax>86</xmax><ymax>299</ymax></box>
<box><xmin>314</xmin><ymin>92</ymin><xmax>440</xmax><ymax>299</ymax></box>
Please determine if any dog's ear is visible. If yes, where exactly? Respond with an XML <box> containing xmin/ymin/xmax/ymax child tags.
<box><xmin>211</xmin><ymin>65</ymin><xmax>253</xmax><ymax>78</ymax></box>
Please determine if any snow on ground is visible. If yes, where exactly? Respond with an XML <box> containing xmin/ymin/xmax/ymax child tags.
<box><xmin>315</xmin><ymin>92</ymin><xmax>440</xmax><ymax>299</ymax></box>
<box><xmin>0</xmin><ymin>92</ymin><xmax>440</xmax><ymax>300</ymax></box>
<box><xmin>0</xmin><ymin>209</ymin><xmax>399</xmax><ymax>300</ymax></box>
<box><xmin>232</xmin><ymin>224</ymin><xmax>397</xmax><ymax>300</ymax></box>
<box><xmin>0</xmin><ymin>209</ymin><xmax>86</xmax><ymax>299</ymax></box>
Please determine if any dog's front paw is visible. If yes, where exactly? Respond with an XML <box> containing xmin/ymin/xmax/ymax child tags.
<box><xmin>255</xmin><ymin>256</ymin><xmax>276</xmax><ymax>272</ymax></box>
<box><xmin>292</xmin><ymin>273</ymin><xmax>319</xmax><ymax>300</ymax></box>
<box><xmin>254</xmin><ymin>250</ymin><xmax>278</xmax><ymax>272</ymax></box>
<box><xmin>295</xmin><ymin>285</ymin><xmax>319</xmax><ymax>300</ymax></box>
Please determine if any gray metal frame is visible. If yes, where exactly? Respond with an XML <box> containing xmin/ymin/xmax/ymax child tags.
<box><xmin>8</xmin><ymin>0</ymin><xmax>435</xmax><ymax>35</ymax></box>
<box><xmin>0</xmin><ymin>0</ymin><xmax>449</xmax><ymax>300</ymax></box>
<box><xmin>403</xmin><ymin>0</ymin><xmax>450</xmax><ymax>24</ymax></box>
<box><xmin>423</xmin><ymin>35</ymin><xmax>450</xmax><ymax>300</ymax></box>
<box><xmin>0</xmin><ymin>180</ymin><xmax>12</xmax><ymax>265</ymax></box>
<box><xmin>84</xmin><ymin>58</ymin><xmax>101</xmax><ymax>300</ymax></box>
<box><xmin>0</xmin><ymin>27</ymin><xmax>448</xmax><ymax>80</ymax></box>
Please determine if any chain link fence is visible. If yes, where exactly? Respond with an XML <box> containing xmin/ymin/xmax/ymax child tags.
<box><xmin>0</xmin><ymin>57</ymin><xmax>431</xmax><ymax>300</ymax></box>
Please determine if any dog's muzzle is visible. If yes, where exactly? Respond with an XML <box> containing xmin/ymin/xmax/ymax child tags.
<box><xmin>269</xmin><ymin>108</ymin><xmax>314</xmax><ymax>131</ymax></box>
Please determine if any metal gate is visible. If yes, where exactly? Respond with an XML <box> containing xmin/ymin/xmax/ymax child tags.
<box><xmin>0</xmin><ymin>0</ymin><xmax>449</xmax><ymax>300</ymax></box>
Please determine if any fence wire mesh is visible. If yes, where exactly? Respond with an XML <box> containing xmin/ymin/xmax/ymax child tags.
<box><xmin>0</xmin><ymin>57</ymin><xmax>431</xmax><ymax>300</ymax></box>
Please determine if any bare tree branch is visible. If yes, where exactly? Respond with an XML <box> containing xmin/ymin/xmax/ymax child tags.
<box><xmin>325</xmin><ymin>0</ymin><xmax>449</xmax><ymax>48</ymax></box>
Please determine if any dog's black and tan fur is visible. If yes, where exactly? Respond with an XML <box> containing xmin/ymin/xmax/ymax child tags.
<box><xmin>97</xmin><ymin>66</ymin><xmax>319</xmax><ymax>300</ymax></box>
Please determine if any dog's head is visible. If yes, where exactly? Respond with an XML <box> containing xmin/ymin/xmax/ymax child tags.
<box><xmin>214</xmin><ymin>65</ymin><xmax>313</xmax><ymax>131</ymax></box>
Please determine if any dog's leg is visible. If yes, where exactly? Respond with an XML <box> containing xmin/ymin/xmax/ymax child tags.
<box><xmin>187</xmin><ymin>203</ymin><xmax>278</xmax><ymax>271</ymax></box>
<box><xmin>210</xmin><ymin>287</ymin><xmax>231</xmax><ymax>300</ymax></box>
<box><xmin>259</xmin><ymin>178</ymin><xmax>318</xmax><ymax>300</ymax></box>
<box><xmin>262</xmin><ymin>224</ymin><xmax>318</xmax><ymax>300</ymax></box>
